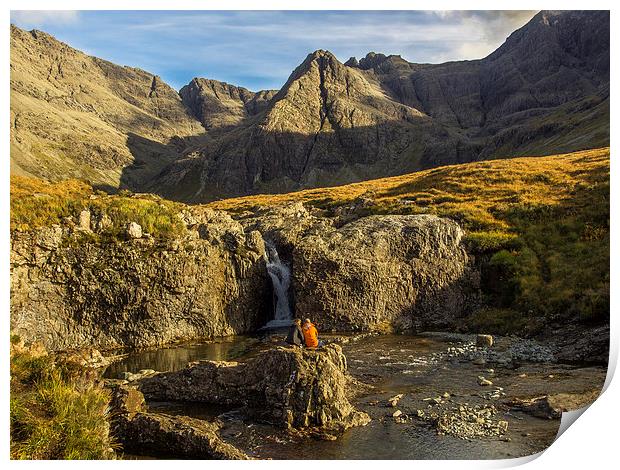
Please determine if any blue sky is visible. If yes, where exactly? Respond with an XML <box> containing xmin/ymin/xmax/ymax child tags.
<box><xmin>11</xmin><ymin>10</ymin><xmax>537</xmax><ymax>91</ymax></box>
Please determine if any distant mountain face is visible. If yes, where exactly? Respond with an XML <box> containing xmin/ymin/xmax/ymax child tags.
<box><xmin>10</xmin><ymin>25</ymin><xmax>204</xmax><ymax>189</ymax></box>
<box><xmin>10</xmin><ymin>10</ymin><xmax>609</xmax><ymax>201</ymax></box>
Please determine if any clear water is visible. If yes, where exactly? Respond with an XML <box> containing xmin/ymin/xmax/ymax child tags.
<box><xmin>103</xmin><ymin>336</ymin><xmax>262</xmax><ymax>378</ymax></box>
<box><xmin>110</xmin><ymin>333</ymin><xmax>605</xmax><ymax>460</ymax></box>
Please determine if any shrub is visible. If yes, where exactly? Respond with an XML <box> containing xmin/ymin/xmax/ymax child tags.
<box><xmin>10</xmin><ymin>345</ymin><xmax>115</xmax><ymax>460</ymax></box>
<box><xmin>464</xmin><ymin>231</ymin><xmax>520</xmax><ymax>253</ymax></box>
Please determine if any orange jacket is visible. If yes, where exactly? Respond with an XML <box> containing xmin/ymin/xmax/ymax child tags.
<box><xmin>303</xmin><ymin>323</ymin><xmax>319</xmax><ymax>348</ymax></box>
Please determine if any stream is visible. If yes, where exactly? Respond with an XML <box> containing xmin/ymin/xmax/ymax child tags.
<box><xmin>104</xmin><ymin>332</ymin><xmax>606</xmax><ymax>460</ymax></box>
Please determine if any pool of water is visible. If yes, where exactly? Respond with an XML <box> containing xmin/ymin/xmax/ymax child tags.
<box><xmin>103</xmin><ymin>335</ymin><xmax>263</xmax><ymax>378</ymax></box>
<box><xmin>109</xmin><ymin>332</ymin><xmax>606</xmax><ymax>460</ymax></box>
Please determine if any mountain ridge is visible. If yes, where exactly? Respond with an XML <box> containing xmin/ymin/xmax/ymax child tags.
<box><xmin>10</xmin><ymin>10</ymin><xmax>609</xmax><ymax>201</ymax></box>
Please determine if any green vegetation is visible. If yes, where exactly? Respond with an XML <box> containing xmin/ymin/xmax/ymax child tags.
<box><xmin>10</xmin><ymin>338</ymin><xmax>115</xmax><ymax>460</ymax></box>
<box><xmin>208</xmin><ymin>147</ymin><xmax>610</xmax><ymax>333</ymax></box>
<box><xmin>10</xmin><ymin>176</ymin><xmax>185</xmax><ymax>239</ymax></box>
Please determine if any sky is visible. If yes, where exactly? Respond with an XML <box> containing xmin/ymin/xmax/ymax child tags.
<box><xmin>10</xmin><ymin>10</ymin><xmax>537</xmax><ymax>92</ymax></box>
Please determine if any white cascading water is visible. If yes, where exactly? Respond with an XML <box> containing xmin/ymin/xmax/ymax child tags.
<box><xmin>263</xmin><ymin>240</ymin><xmax>293</xmax><ymax>328</ymax></box>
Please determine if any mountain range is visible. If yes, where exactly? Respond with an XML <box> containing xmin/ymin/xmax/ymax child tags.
<box><xmin>10</xmin><ymin>10</ymin><xmax>609</xmax><ymax>202</ymax></box>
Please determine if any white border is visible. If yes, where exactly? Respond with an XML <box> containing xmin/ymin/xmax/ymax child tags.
<box><xmin>2</xmin><ymin>1</ymin><xmax>617</xmax><ymax>468</ymax></box>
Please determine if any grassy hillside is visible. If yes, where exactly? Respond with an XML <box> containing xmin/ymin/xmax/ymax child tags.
<box><xmin>209</xmin><ymin>147</ymin><xmax>610</xmax><ymax>333</ymax></box>
<box><xmin>10</xmin><ymin>176</ymin><xmax>185</xmax><ymax>239</ymax></box>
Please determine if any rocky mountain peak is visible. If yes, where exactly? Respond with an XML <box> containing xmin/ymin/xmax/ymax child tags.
<box><xmin>179</xmin><ymin>77</ymin><xmax>269</xmax><ymax>129</ymax></box>
<box><xmin>344</xmin><ymin>56</ymin><xmax>359</xmax><ymax>67</ymax></box>
<box><xmin>264</xmin><ymin>47</ymin><xmax>396</xmax><ymax>135</ymax></box>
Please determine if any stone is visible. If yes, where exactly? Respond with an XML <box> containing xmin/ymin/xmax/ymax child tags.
<box><xmin>56</xmin><ymin>348</ymin><xmax>110</xmax><ymax>369</ymax></box>
<box><xmin>506</xmin><ymin>392</ymin><xmax>599</xmax><ymax>420</ymax></box>
<box><xmin>478</xmin><ymin>376</ymin><xmax>493</xmax><ymax>386</ymax></box>
<box><xmin>476</xmin><ymin>335</ymin><xmax>494</xmax><ymax>348</ymax></box>
<box><xmin>126</xmin><ymin>222</ymin><xmax>142</xmax><ymax>239</ymax></box>
<box><xmin>388</xmin><ymin>394</ymin><xmax>404</xmax><ymax>407</ymax></box>
<box><xmin>138</xmin><ymin>344</ymin><xmax>369</xmax><ymax>433</ymax></box>
<box><xmin>78</xmin><ymin>210</ymin><xmax>91</xmax><ymax>231</ymax></box>
<box><xmin>392</xmin><ymin>410</ymin><xmax>402</xmax><ymax>418</ymax></box>
<box><xmin>95</xmin><ymin>213</ymin><xmax>113</xmax><ymax>232</ymax></box>
<box><xmin>109</xmin><ymin>385</ymin><xmax>247</xmax><ymax>459</ymax></box>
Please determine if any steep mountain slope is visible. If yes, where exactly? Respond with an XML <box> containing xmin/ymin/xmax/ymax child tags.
<box><xmin>153</xmin><ymin>50</ymin><xmax>467</xmax><ymax>201</ymax></box>
<box><xmin>152</xmin><ymin>10</ymin><xmax>608</xmax><ymax>201</ymax></box>
<box><xmin>10</xmin><ymin>25</ymin><xmax>204</xmax><ymax>188</ymax></box>
<box><xmin>179</xmin><ymin>78</ymin><xmax>276</xmax><ymax>130</ymax></box>
<box><xmin>10</xmin><ymin>10</ymin><xmax>609</xmax><ymax>202</ymax></box>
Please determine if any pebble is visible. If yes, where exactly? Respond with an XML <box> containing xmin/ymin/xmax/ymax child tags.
<box><xmin>392</xmin><ymin>410</ymin><xmax>403</xmax><ymax>418</ymax></box>
<box><xmin>388</xmin><ymin>394</ymin><xmax>404</xmax><ymax>407</ymax></box>
<box><xmin>416</xmin><ymin>403</ymin><xmax>509</xmax><ymax>439</ymax></box>
<box><xmin>478</xmin><ymin>376</ymin><xmax>493</xmax><ymax>386</ymax></box>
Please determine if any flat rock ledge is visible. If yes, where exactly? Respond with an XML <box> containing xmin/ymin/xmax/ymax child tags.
<box><xmin>109</xmin><ymin>384</ymin><xmax>249</xmax><ymax>459</ymax></box>
<box><xmin>138</xmin><ymin>344</ymin><xmax>370</xmax><ymax>433</ymax></box>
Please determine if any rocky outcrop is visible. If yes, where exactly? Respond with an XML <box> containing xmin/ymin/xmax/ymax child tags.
<box><xmin>109</xmin><ymin>384</ymin><xmax>248</xmax><ymax>459</ymax></box>
<box><xmin>179</xmin><ymin>78</ymin><xmax>276</xmax><ymax>129</ymax></box>
<box><xmin>10</xmin><ymin>209</ymin><xmax>271</xmax><ymax>351</ymax></box>
<box><xmin>244</xmin><ymin>204</ymin><xmax>476</xmax><ymax>331</ymax></box>
<box><xmin>138</xmin><ymin>344</ymin><xmax>370</xmax><ymax>432</ymax></box>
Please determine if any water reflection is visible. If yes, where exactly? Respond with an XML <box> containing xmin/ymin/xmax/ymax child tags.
<box><xmin>103</xmin><ymin>336</ymin><xmax>260</xmax><ymax>378</ymax></box>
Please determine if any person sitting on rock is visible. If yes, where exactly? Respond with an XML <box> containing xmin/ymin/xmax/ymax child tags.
<box><xmin>303</xmin><ymin>318</ymin><xmax>323</xmax><ymax>348</ymax></box>
<box><xmin>286</xmin><ymin>319</ymin><xmax>305</xmax><ymax>347</ymax></box>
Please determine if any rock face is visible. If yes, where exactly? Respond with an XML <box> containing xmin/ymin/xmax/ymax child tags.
<box><xmin>9</xmin><ymin>210</ymin><xmax>271</xmax><ymax>350</ymax></box>
<box><xmin>139</xmin><ymin>344</ymin><xmax>370</xmax><ymax>431</ymax></box>
<box><xmin>294</xmin><ymin>215</ymin><xmax>473</xmax><ymax>331</ymax></box>
<box><xmin>109</xmin><ymin>384</ymin><xmax>248</xmax><ymax>459</ymax></box>
<box><xmin>11</xmin><ymin>196</ymin><xmax>476</xmax><ymax>350</ymax></box>
<box><xmin>179</xmin><ymin>78</ymin><xmax>276</xmax><ymax>129</ymax></box>
<box><xmin>244</xmin><ymin>205</ymin><xmax>476</xmax><ymax>331</ymax></box>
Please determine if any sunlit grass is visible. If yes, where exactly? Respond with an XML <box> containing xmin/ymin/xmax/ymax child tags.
<box><xmin>10</xmin><ymin>176</ymin><xmax>185</xmax><ymax>239</ymax></box>
<box><xmin>10</xmin><ymin>338</ymin><xmax>115</xmax><ymax>460</ymax></box>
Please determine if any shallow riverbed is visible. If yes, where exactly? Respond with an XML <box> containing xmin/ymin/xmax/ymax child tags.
<box><xmin>106</xmin><ymin>332</ymin><xmax>606</xmax><ymax>460</ymax></box>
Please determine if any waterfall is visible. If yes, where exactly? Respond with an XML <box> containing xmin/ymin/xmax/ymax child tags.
<box><xmin>263</xmin><ymin>240</ymin><xmax>293</xmax><ymax>328</ymax></box>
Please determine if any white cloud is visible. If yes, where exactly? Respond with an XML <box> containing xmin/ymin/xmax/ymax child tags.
<box><xmin>11</xmin><ymin>10</ymin><xmax>80</xmax><ymax>27</ymax></box>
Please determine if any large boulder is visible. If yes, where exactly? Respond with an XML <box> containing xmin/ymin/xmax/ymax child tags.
<box><xmin>138</xmin><ymin>344</ymin><xmax>369</xmax><ymax>432</ymax></box>
<box><xmin>109</xmin><ymin>384</ymin><xmax>248</xmax><ymax>459</ymax></box>
<box><xmin>243</xmin><ymin>206</ymin><xmax>476</xmax><ymax>332</ymax></box>
<box><xmin>294</xmin><ymin>214</ymin><xmax>473</xmax><ymax>331</ymax></box>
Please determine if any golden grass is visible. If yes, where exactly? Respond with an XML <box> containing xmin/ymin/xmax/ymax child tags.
<box><xmin>10</xmin><ymin>176</ymin><xmax>185</xmax><ymax>239</ymax></box>
<box><xmin>207</xmin><ymin>147</ymin><xmax>609</xmax><ymax>234</ymax></box>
